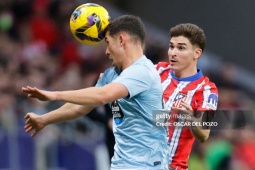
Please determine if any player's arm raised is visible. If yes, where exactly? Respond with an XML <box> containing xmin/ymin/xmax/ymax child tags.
<box><xmin>22</xmin><ymin>81</ymin><xmax>129</xmax><ymax>137</ymax></box>
<box><xmin>22</xmin><ymin>82</ymin><xmax>129</xmax><ymax>105</ymax></box>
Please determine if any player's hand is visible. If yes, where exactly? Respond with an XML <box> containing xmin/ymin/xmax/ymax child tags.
<box><xmin>21</xmin><ymin>86</ymin><xmax>56</xmax><ymax>101</ymax></box>
<box><xmin>24</xmin><ymin>112</ymin><xmax>47</xmax><ymax>137</ymax></box>
<box><xmin>172</xmin><ymin>100</ymin><xmax>195</xmax><ymax>122</ymax></box>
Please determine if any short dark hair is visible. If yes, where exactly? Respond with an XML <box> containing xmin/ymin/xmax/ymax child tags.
<box><xmin>105</xmin><ymin>15</ymin><xmax>146</xmax><ymax>46</ymax></box>
<box><xmin>170</xmin><ymin>23</ymin><xmax>206</xmax><ymax>51</ymax></box>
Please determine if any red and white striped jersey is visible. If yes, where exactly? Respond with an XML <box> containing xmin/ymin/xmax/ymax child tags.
<box><xmin>156</xmin><ymin>62</ymin><xmax>218</xmax><ymax>170</ymax></box>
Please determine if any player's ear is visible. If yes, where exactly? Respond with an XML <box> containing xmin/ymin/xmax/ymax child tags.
<box><xmin>119</xmin><ymin>34</ymin><xmax>125</xmax><ymax>47</ymax></box>
<box><xmin>194</xmin><ymin>48</ymin><xmax>202</xmax><ymax>59</ymax></box>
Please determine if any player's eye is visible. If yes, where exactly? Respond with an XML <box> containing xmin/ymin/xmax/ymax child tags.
<box><xmin>105</xmin><ymin>39</ymin><xmax>109</xmax><ymax>45</ymax></box>
<box><xmin>169</xmin><ymin>45</ymin><xmax>174</xmax><ymax>49</ymax></box>
<box><xmin>178</xmin><ymin>46</ymin><xmax>185</xmax><ymax>50</ymax></box>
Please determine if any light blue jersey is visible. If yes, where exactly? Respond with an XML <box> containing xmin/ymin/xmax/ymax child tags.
<box><xmin>96</xmin><ymin>56</ymin><xmax>168</xmax><ymax>170</ymax></box>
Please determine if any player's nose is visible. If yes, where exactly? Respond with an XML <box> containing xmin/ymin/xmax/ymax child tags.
<box><xmin>168</xmin><ymin>48</ymin><xmax>177</xmax><ymax>57</ymax></box>
<box><xmin>105</xmin><ymin>48</ymin><xmax>110</xmax><ymax>57</ymax></box>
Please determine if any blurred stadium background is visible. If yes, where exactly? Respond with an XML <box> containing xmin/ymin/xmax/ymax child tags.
<box><xmin>1</xmin><ymin>0</ymin><xmax>255</xmax><ymax>170</ymax></box>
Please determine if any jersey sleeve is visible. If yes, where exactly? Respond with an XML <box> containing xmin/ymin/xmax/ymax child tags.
<box><xmin>95</xmin><ymin>74</ymin><xmax>106</xmax><ymax>87</ymax></box>
<box><xmin>95</xmin><ymin>67</ymin><xmax>114</xmax><ymax>87</ymax></box>
<box><xmin>113</xmin><ymin>64</ymin><xmax>153</xmax><ymax>98</ymax></box>
<box><xmin>196</xmin><ymin>82</ymin><xmax>218</xmax><ymax>111</ymax></box>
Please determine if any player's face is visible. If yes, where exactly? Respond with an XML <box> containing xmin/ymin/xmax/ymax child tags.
<box><xmin>168</xmin><ymin>36</ymin><xmax>201</xmax><ymax>77</ymax></box>
<box><xmin>105</xmin><ymin>32</ymin><xmax>123</xmax><ymax>73</ymax></box>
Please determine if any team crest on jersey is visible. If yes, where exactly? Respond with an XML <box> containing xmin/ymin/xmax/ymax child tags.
<box><xmin>206</xmin><ymin>93</ymin><xmax>218</xmax><ymax>110</ymax></box>
<box><xmin>173</xmin><ymin>93</ymin><xmax>188</xmax><ymax>107</ymax></box>
<box><xmin>111</xmin><ymin>100</ymin><xmax>124</xmax><ymax>125</ymax></box>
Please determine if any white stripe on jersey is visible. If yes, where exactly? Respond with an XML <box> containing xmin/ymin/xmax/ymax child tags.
<box><xmin>202</xmin><ymin>85</ymin><xmax>211</xmax><ymax>108</ymax></box>
<box><xmin>168</xmin><ymin>124</ymin><xmax>183</xmax><ymax>165</ymax></box>
<box><xmin>157</xmin><ymin>65</ymin><xmax>170</xmax><ymax>74</ymax></box>
<box><xmin>162</xmin><ymin>74</ymin><xmax>172</xmax><ymax>91</ymax></box>
<box><xmin>186</xmin><ymin>80</ymin><xmax>206</xmax><ymax>105</ymax></box>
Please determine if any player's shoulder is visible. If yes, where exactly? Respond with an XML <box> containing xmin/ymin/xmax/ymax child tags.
<box><xmin>101</xmin><ymin>66</ymin><xmax>119</xmax><ymax>82</ymax></box>
<box><xmin>155</xmin><ymin>62</ymin><xmax>171</xmax><ymax>74</ymax></box>
<box><xmin>203</xmin><ymin>76</ymin><xmax>217</xmax><ymax>88</ymax></box>
<box><xmin>199</xmin><ymin>76</ymin><xmax>218</xmax><ymax>94</ymax></box>
<box><xmin>103</xmin><ymin>66</ymin><xmax>115</xmax><ymax>75</ymax></box>
<box><xmin>155</xmin><ymin>62</ymin><xmax>169</xmax><ymax>69</ymax></box>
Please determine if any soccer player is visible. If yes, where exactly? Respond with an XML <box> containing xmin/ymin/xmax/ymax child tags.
<box><xmin>22</xmin><ymin>15</ymin><xmax>168</xmax><ymax>170</ymax></box>
<box><xmin>156</xmin><ymin>23</ymin><xmax>218</xmax><ymax>170</ymax></box>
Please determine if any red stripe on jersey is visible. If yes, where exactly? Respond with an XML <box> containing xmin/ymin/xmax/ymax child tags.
<box><xmin>156</xmin><ymin>62</ymin><xmax>218</xmax><ymax>169</ymax></box>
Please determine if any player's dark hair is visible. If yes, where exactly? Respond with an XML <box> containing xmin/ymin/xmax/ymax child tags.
<box><xmin>170</xmin><ymin>23</ymin><xmax>206</xmax><ymax>51</ymax></box>
<box><xmin>105</xmin><ymin>15</ymin><xmax>146</xmax><ymax>46</ymax></box>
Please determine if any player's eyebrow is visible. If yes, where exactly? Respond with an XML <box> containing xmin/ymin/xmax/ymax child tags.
<box><xmin>170</xmin><ymin>42</ymin><xmax>187</xmax><ymax>46</ymax></box>
<box><xmin>177</xmin><ymin>43</ymin><xmax>187</xmax><ymax>46</ymax></box>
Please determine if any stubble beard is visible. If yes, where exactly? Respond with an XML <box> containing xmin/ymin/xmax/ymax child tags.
<box><xmin>113</xmin><ymin>64</ymin><xmax>122</xmax><ymax>74</ymax></box>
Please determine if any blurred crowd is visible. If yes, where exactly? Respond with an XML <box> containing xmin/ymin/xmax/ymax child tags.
<box><xmin>1</xmin><ymin>0</ymin><xmax>255</xmax><ymax>170</ymax></box>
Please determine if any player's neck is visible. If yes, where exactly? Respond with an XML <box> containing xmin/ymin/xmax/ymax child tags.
<box><xmin>174</xmin><ymin>67</ymin><xmax>198</xmax><ymax>78</ymax></box>
<box><xmin>122</xmin><ymin>47</ymin><xmax>144</xmax><ymax>70</ymax></box>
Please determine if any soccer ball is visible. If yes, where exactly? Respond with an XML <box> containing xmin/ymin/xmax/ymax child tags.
<box><xmin>70</xmin><ymin>3</ymin><xmax>110</xmax><ymax>45</ymax></box>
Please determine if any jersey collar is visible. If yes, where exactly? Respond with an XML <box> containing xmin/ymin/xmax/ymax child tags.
<box><xmin>170</xmin><ymin>69</ymin><xmax>203</xmax><ymax>81</ymax></box>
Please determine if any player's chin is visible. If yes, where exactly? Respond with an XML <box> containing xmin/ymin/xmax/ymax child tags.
<box><xmin>169</xmin><ymin>65</ymin><xmax>178</xmax><ymax>71</ymax></box>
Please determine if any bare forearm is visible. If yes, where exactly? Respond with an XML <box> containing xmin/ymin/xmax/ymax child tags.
<box><xmin>22</xmin><ymin>83</ymin><xmax>128</xmax><ymax>106</ymax></box>
<box><xmin>42</xmin><ymin>103</ymin><xmax>95</xmax><ymax>125</ymax></box>
<box><xmin>190</xmin><ymin>126</ymin><xmax>210</xmax><ymax>143</ymax></box>
<box><xmin>55</xmin><ymin>87</ymin><xmax>108</xmax><ymax>105</ymax></box>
